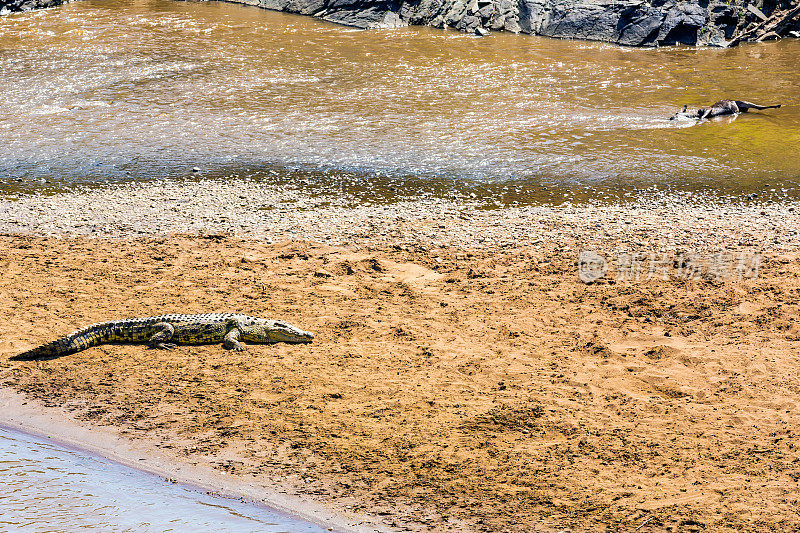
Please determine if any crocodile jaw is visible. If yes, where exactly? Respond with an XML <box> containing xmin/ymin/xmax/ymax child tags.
<box><xmin>243</xmin><ymin>319</ymin><xmax>314</xmax><ymax>344</ymax></box>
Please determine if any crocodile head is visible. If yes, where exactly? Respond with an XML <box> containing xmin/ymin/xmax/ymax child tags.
<box><xmin>670</xmin><ymin>105</ymin><xmax>699</xmax><ymax>121</ymax></box>
<box><xmin>242</xmin><ymin>319</ymin><xmax>314</xmax><ymax>344</ymax></box>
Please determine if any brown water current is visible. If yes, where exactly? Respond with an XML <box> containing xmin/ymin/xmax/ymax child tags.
<box><xmin>1</xmin><ymin>0</ymin><xmax>799</xmax><ymax>203</ymax></box>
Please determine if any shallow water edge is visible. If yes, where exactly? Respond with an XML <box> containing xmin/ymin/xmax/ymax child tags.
<box><xmin>0</xmin><ymin>386</ymin><xmax>379</xmax><ymax>533</ymax></box>
<box><xmin>0</xmin><ymin>425</ymin><xmax>329</xmax><ymax>532</ymax></box>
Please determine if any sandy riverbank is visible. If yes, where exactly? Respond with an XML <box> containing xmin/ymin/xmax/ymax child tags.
<box><xmin>2</xmin><ymin>181</ymin><xmax>800</xmax><ymax>532</ymax></box>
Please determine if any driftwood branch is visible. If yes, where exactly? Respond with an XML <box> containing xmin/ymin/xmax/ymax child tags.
<box><xmin>730</xmin><ymin>2</ymin><xmax>800</xmax><ymax>46</ymax></box>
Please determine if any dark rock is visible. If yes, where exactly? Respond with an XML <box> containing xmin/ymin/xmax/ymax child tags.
<box><xmin>288</xmin><ymin>0</ymin><xmax>326</xmax><ymax>15</ymax></box>
<box><xmin>618</xmin><ymin>8</ymin><xmax>665</xmax><ymax>46</ymax></box>
<box><xmin>517</xmin><ymin>0</ymin><xmax>712</xmax><ymax>46</ymax></box>
<box><xmin>488</xmin><ymin>13</ymin><xmax>506</xmax><ymax>29</ymax></box>
<box><xmin>457</xmin><ymin>13</ymin><xmax>481</xmax><ymax>30</ymax></box>
<box><xmin>259</xmin><ymin>0</ymin><xmax>291</xmax><ymax>11</ymax></box>
<box><xmin>0</xmin><ymin>0</ymin><xmax>65</xmax><ymax>14</ymax></box>
<box><xmin>319</xmin><ymin>0</ymin><xmax>404</xmax><ymax>28</ymax></box>
<box><xmin>443</xmin><ymin>0</ymin><xmax>468</xmax><ymax>26</ymax></box>
<box><xmin>657</xmin><ymin>3</ymin><xmax>707</xmax><ymax>44</ymax></box>
<box><xmin>497</xmin><ymin>0</ymin><xmax>513</xmax><ymax>14</ymax></box>
<box><xmin>401</xmin><ymin>0</ymin><xmax>443</xmax><ymax>24</ymax></box>
<box><xmin>504</xmin><ymin>15</ymin><xmax>521</xmax><ymax>32</ymax></box>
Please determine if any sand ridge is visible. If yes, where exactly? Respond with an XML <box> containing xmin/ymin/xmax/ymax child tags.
<box><xmin>2</xmin><ymin>234</ymin><xmax>800</xmax><ymax>532</ymax></box>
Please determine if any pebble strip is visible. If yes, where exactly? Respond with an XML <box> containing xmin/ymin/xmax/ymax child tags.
<box><xmin>1</xmin><ymin>179</ymin><xmax>798</xmax><ymax>255</ymax></box>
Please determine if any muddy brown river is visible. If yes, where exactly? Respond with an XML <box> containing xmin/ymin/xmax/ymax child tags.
<box><xmin>1</xmin><ymin>0</ymin><xmax>799</xmax><ymax>200</ymax></box>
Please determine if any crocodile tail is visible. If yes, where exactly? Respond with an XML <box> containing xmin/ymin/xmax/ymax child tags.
<box><xmin>735</xmin><ymin>101</ymin><xmax>781</xmax><ymax>111</ymax></box>
<box><xmin>11</xmin><ymin>340</ymin><xmax>79</xmax><ymax>360</ymax></box>
<box><xmin>11</xmin><ymin>324</ymin><xmax>111</xmax><ymax>361</ymax></box>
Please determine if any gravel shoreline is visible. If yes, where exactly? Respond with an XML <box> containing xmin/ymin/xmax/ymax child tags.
<box><xmin>2</xmin><ymin>178</ymin><xmax>799</xmax><ymax>254</ymax></box>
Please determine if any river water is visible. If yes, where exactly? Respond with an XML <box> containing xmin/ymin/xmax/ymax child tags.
<box><xmin>1</xmin><ymin>0</ymin><xmax>799</xmax><ymax>202</ymax></box>
<box><xmin>0</xmin><ymin>426</ymin><xmax>329</xmax><ymax>532</ymax></box>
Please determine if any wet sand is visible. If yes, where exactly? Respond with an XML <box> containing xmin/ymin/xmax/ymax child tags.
<box><xmin>2</xmin><ymin>182</ymin><xmax>800</xmax><ymax>532</ymax></box>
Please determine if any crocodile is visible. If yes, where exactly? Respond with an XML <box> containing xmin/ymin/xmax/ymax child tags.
<box><xmin>671</xmin><ymin>100</ymin><xmax>781</xmax><ymax>120</ymax></box>
<box><xmin>11</xmin><ymin>313</ymin><xmax>314</xmax><ymax>361</ymax></box>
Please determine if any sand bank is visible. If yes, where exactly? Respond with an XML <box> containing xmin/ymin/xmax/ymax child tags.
<box><xmin>2</xmin><ymin>181</ymin><xmax>800</xmax><ymax>531</ymax></box>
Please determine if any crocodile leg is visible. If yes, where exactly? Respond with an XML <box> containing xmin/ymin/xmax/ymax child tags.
<box><xmin>223</xmin><ymin>328</ymin><xmax>244</xmax><ymax>351</ymax></box>
<box><xmin>223</xmin><ymin>323</ymin><xmax>245</xmax><ymax>351</ymax></box>
<box><xmin>148</xmin><ymin>322</ymin><xmax>177</xmax><ymax>350</ymax></box>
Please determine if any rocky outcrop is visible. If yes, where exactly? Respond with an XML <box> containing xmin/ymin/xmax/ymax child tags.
<box><xmin>2</xmin><ymin>0</ymin><xmax>798</xmax><ymax>47</ymax></box>
<box><xmin>0</xmin><ymin>0</ymin><xmax>66</xmax><ymax>15</ymax></box>
<box><xmin>229</xmin><ymin>0</ymin><xmax>799</xmax><ymax>46</ymax></box>
<box><xmin>247</xmin><ymin>0</ymin><xmax>403</xmax><ymax>28</ymax></box>
<box><xmin>518</xmin><ymin>0</ymin><xmax>711</xmax><ymax>45</ymax></box>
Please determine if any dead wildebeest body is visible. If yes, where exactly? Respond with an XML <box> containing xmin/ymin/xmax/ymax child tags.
<box><xmin>671</xmin><ymin>99</ymin><xmax>781</xmax><ymax>120</ymax></box>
